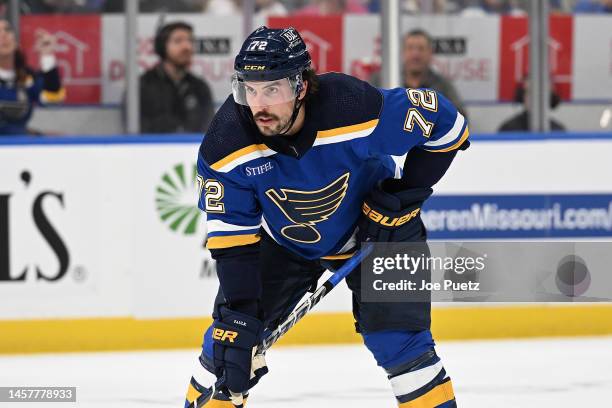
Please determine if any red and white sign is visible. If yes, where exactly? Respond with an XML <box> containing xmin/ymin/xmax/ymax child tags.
<box><xmin>406</xmin><ymin>15</ymin><xmax>500</xmax><ymax>101</ymax></box>
<box><xmin>268</xmin><ymin>16</ymin><xmax>343</xmax><ymax>73</ymax></box>
<box><xmin>14</xmin><ymin>14</ymin><xmax>612</xmax><ymax>106</ymax></box>
<box><xmin>572</xmin><ymin>15</ymin><xmax>612</xmax><ymax>101</ymax></box>
<box><xmin>20</xmin><ymin>15</ymin><xmax>102</xmax><ymax>104</ymax></box>
<box><xmin>343</xmin><ymin>15</ymin><xmax>500</xmax><ymax>102</ymax></box>
<box><xmin>499</xmin><ymin>15</ymin><xmax>573</xmax><ymax>101</ymax></box>
<box><xmin>343</xmin><ymin>15</ymin><xmax>380</xmax><ymax>81</ymax></box>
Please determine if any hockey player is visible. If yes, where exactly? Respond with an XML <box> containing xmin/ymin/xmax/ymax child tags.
<box><xmin>185</xmin><ymin>26</ymin><xmax>468</xmax><ymax>408</ymax></box>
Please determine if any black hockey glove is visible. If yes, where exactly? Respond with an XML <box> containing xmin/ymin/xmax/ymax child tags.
<box><xmin>357</xmin><ymin>180</ymin><xmax>433</xmax><ymax>243</ymax></box>
<box><xmin>212</xmin><ymin>306</ymin><xmax>267</xmax><ymax>397</ymax></box>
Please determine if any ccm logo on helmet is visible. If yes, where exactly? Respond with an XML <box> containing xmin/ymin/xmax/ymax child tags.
<box><xmin>362</xmin><ymin>203</ymin><xmax>421</xmax><ymax>227</ymax></box>
<box><xmin>213</xmin><ymin>328</ymin><xmax>238</xmax><ymax>343</ymax></box>
<box><xmin>244</xmin><ymin>65</ymin><xmax>267</xmax><ymax>70</ymax></box>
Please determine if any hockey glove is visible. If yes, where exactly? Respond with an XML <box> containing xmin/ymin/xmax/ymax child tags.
<box><xmin>357</xmin><ymin>181</ymin><xmax>433</xmax><ymax>243</ymax></box>
<box><xmin>184</xmin><ymin>345</ymin><xmax>266</xmax><ymax>407</ymax></box>
<box><xmin>212</xmin><ymin>306</ymin><xmax>267</xmax><ymax>396</ymax></box>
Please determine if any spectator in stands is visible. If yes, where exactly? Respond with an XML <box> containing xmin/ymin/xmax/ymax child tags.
<box><xmin>0</xmin><ymin>19</ymin><xmax>64</xmax><ymax>135</ymax></box>
<box><xmin>140</xmin><ymin>21</ymin><xmax>215</xmax><ymax>134</ymax></box>
<box><xmin>294</xmin><ymin>0</ymin><xmax>367</xmax><ymax>15</ymax></box>
<box><xmin>574</xmin><ymin>0</ymin><xmax>612</xmax><ymax>13</ymax></box>
<box><xmin>401</xmin><ymin>29</ymin><xmax>466</xmax><ymax>116</ymax></box>
<box><xmin>498</xmin><ymin>77</ymin><xmax>565</xmax><ymax>132</ymax></box>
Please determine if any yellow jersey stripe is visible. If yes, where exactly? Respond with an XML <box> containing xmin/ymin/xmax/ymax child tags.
<box><xmin>210</xmin><ymin>144</ymin><xmax>269</xmax><ymax>171</ymax></box>
<box><xmin>321</xmin><ymin>252</ymin><xmax>355</xmax><ymax>260</ymax></box>
<box><xmin>316</xmin><ymin>119</ymin><xmax>379</xmax><ymax>139</ymax></box>
<box><xmin>424</xmin><ymin>127</ymin><xmax>469</xmax><ymax>153</ymax></box>
<box><xmin>40</xmin><ymin>88</ymin><xmax>66</xmax><ymax>103</ymax></box>
<box><xmin>207</xmin><ymin>233</ymin><xmax>261</xmax><ymax>249</ymax></box>
<box><xmin>398</xmin><ymin>379</ymin><xmax>455</xmax><ymax>408</ymax></box>
<box><xmin>209</xmin><ymin>120</ymin><xmax>379</xmax><ymax>172</ymax></box>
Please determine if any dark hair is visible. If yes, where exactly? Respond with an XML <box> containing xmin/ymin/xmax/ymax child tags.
<box><xmin>154</xmin><ymin>21</ymin><xmax>193</xmax><ymax>60</ymax></box>
<box><xmin>14</xmin><ymin>49</ymin><xmax>29</xmax><ymax>85</ymax></box>
<box><xmin>404</xmin><ymin>29</ymin><xmax>433</xmax><ymax>48</ymax></box>
<box><xmin>0</xmin><ymin>19</ymin><xmax>29</xmax><ymax>85</ymax></box>
<box><xmin>514</xmin><ymin>80</ymin><xmax>561</xmax><ymax>110</ymax></box>
<box><xmin>301</xmin><ymin>68</ymin><xmax>319</xmax><ymax>103</ymax></box>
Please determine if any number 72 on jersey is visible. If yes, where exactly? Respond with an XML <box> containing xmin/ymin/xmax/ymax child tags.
<box><xmin>197</xmin><ymin>175</ymin><xmax>225</xmax><ymax>214</ymax></box>
<box><xmin>403</xmin><ymin>89</ymin><xmax>438</xmax><ymax>138</ymax></box>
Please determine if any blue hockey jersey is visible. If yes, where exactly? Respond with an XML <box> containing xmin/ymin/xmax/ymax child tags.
<box><xmin>197</xmin><ymin>73</ymin><xmax>468</xmax><ymax>260</ymax></box>
<box><xmin>0</xmin><ymin>66</ymin><xmax>65</xmax><ymax>135</ymax></box>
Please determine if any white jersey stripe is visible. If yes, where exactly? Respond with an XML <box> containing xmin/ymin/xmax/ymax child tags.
<box><xmin>207</xmin><ymin>219</ymin><xmax>261</xmax><ymax>233</ymax></box>
<box><xmin>423</xmin><ymin>112</ymin><xmax>465</xmax><ymax>148</ymax></box>
<box><xmin>216</xmin><ymin>149</ymin><xmax>277</xmax><ymax>173</ymax></box>
<box><xmin>390</xmin><ymin>360</ymin><xmax>444</xmax><ymax>397</ymax></box>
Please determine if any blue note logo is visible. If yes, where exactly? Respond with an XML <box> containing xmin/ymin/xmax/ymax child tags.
<box><xmin>266</xmin><ymin>173</ymin><xmax>350</xmax><ymax>243</ymax></box>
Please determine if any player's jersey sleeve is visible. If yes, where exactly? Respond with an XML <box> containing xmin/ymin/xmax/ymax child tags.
<box><xmin>197</xmin><ymin>153</ymin><xmax>262</xmax><ymax>250</ymax></box>
<box><xmin>367</xmin><ymin>87</ymin><xmax>469</xmax><ymax>156</ymax></box>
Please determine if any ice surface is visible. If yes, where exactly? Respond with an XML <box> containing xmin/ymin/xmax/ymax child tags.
<box><xmin>1</xmin><ymin>336</ymin><xmax>611</xmax><ymax>407</ymax></box>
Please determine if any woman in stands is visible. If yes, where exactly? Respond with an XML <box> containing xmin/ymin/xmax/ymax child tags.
<box><xmin>0</xmin><ymin>19</ymin><xmax>64</xmax><ymax>135</ymax></box>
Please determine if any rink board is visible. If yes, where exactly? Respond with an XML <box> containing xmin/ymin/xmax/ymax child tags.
<box><xmin>1</xmin><ymin>134</ymin><xmax>612</xmax><ymax>353</ymax></box>
<box><xmin>2</xmin><ymin>305</ymin><xmax>612</xmax><ymax>354</ymax></box>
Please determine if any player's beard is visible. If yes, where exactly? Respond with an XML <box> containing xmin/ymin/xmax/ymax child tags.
<box><xmin>254</xmin><ymin>112</ymin><xmax>291</xmax><ymax>136</ymax></box>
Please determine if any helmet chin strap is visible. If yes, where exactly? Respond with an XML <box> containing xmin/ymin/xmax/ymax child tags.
<box><xmin>275</xmin><ymin>97</ymin><xmax>304</xmax><ymax>137</ymax></box>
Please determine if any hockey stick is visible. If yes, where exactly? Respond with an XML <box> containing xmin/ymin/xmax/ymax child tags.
<box><xmin>197</xmin><ymin>245</ymin><xmax>373</xmax><ymax>408</ymax></box>
<box><xmin>257</xmin><ymin>243</ymin><xmax>373</xmax><ymax>354</ymax></box>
